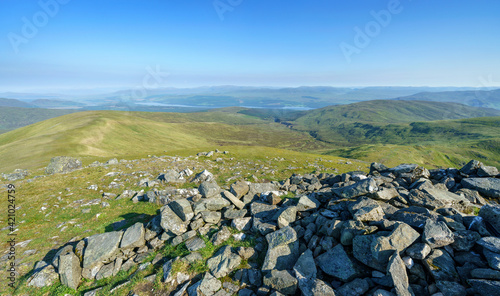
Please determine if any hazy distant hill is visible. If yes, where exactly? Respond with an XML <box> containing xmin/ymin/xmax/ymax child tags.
<box><xmin>394</xmin><ymin>89</ymin><xmax>500</xmax><ymax>110</ymax></box>
<box><xmin>0</xmin><ymin>98</ymin><xmax>37</xmax><ymax>108</ymax></box>
<box><xmin>31</xmin><ymin>99</ymin><xmax>86</xmax><ymax>108</ymax></box>
<box><xmin>0</xmin><ymin>107</ymin><xmax>79</xmax><ymax>133</ymax></box>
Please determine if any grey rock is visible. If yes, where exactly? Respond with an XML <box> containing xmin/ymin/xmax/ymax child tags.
<box><xmin>277</xmin><ymin>206</ymin><xmax>297</xmax><ymax>228</ymax></box>
<box><xmin>349</xmin><ymin>198</ymin><xmax>385</xmax><ymax>222</ymax></box>
<box><xmin>194</xmin><ymin>197</ymin><xmax>231</xmax><ymax>213</ymax></box>
<box><xmin>185</xmin><ymin>237</ymin><xmax>206</xmax><ymax>252</ymax></box>
<box><xmin>373</xmin><ymin>187</ymin><xmax>400</xmax><ymax>201</ymax></box>
<box><xmin>372</xmin><ymin>289</ymin><xmax>395</xmax><ymax>296</ymax></box>
<box><xmin>95</xmin><ymin>262</ymin><xmax>114</xmax><ymax>280</ymax></box>
<box><xmin>332</xmin><ymin>178</ymin><xmax>378</xmax><ymax>199</ymax></box>
<box><xmin>337</xmin><ymin>278</ymin><xmax>369</xmax><ymax>296</ymax></box>
<box><xmin>408</xmin><ymin>187</ymin><xmax>468</xmax><ymax>210</ymax></box>
<box><xmin>423</xmin><ymin>249</ymin><xmax>459</xmax><ymax>282</ymax></box>
<box><xmin>390</xmin><ymin>206</ymin><xmax>437</xmax><ymax>229</ymax></box>
<box><xmin>470</xmin><ymin>268</ymin><xmax>500</xmax><ymax>280</ymax></box>
<box><xmin>316</xmin><ymin>244</ymin><xmax>360</xmax><ymax>282</ymax></box>
<box><xmin>160</xmin><ymin>204</ymin><xmax>188</xmax><ymax>235</ymax></box>
<box><xmin>298</xmin><ymin>279</ymin><xmax>337</xmax><ymax>296</ymax></box>
<box><xmin>451</xmin><ymin>230</ymin><xmax>481</xmax><ymax>252</ymax></box>
<box><xmin>211</xmin><ymin>226</ymin><xmax>232</xmax><ymax>246</ymax></box>
<box><xmin>230</xmin><ymin>181</ymin><xmax>250</xmax><ymax>199</ymax></box>
<box><xmin>460</xmin><ymin>160</ymin><xmax>482</xmax><ymax>175</ymax></box>
<box><xmin>387</xmin><ymin>252</ymin><xmax>411</xmax><ymax>296</ymax></box>
<box><xmin>483</xmin><ymin>249</ymin><xmax>500</xmax><ymax>270</ymax></box>
<box><xmin>201</xmin><ymin>211</ymin><xmax>222</xmax><ymax>224</ymax></box>
<box><xmin>174</xmin><ymin>281</ymin><xmax>191</xmax><ymax>296</ymax></box>
<box><xmin>207</xmin><ymin>246</ymin><xmax>241</xmax><ymax>278</ymax></box>
<box><xmin>263</xmin><ymin>270</ymin><xmax>298</xmax><ymax>295</ymax></box>
<box><xmin>462</xmin><ymin>178</ymin><xmax>500</xmax><ymax>199</ymax></box>
<box><xmin>248</xmin><ymin>182</ymin><xmax>279</xmax><ymax>196</ymax></box>
<box><xmin>435</xmin><ymin>281</ymin><xmax>466</xmax><ymax>296</ymax></box>
<box><xmin>83</xmin><ymin>231</ymin><xmax>123</xmax><ymax>268</ymax></box>
<box><xmin>262</xmin><ymin>226</ymin><xmax>299</xmax><ymax>272</ymax></box>
<box><xmin>223</xmin><ymin>190</ymin><xmax>245</xmax><ymax>209</ymax></box>
<box><xmin>170</xmin><ymin>198</ymin><xmax>194</xmax><ymax>222</ymax></box>
<box><xmin>232</xmin><ymin>217</ymin><xmax>252</xmax><ymax>232</ymax></box>
<box><xmin>224</xmin><ymin>207</ymin><xmax>247</xmax><ymax>219</ymax></box>
<box><xmin>406</xmin><ymin>243</ymin><xmax>431</xmax><ymax>260</ymax></box>
<box><xmin>27</xmin><ymin>263</ymin><xmax>59</xmax><ymax>287</ymax></box>
<box><xmin>162</xmin><ymin>258</ymin><xmax>175</xmax><ymax>283</ymax></box>
<box><xmin>294</xmin><ymin>249</ymin><xmax>317</xmax><ymax>279</ymax></box>
<box><xmin>188</xmin><ymin>272</ymin><xmax>222</xmax><ymax>296</ymax></box>
<box><xmin>120</xmin><ymin>222</ymin><xmax>145</xmax><ymax>249</ymax></box>
<box><xmin>51</xmin><ymin>244</ymin><xmax>74</xmax><ymax>271</ymax></box>
<box><xmin>58</xmin><ymin>251</ymin><xmax>81</xmax><ymax>289</ymax></box>
<box><xmin>250</xmin><ymin>202</ymin><xmax>278</xmax><ymax>220</ymax></box>
<box><xmin>192</xmin><ymin>169</ymin><xmax>214</xmax><ymax>184</ymax></box>
<box><xmin>478</xmin><ymin>165</ymin><xmax>499</xmax><ymax>177</ymax></box>
<box><xmin>199</xmin><ymin>181</ymin><xmax>221</xmax><ymax>198</ymax></box>
<box><xmin>370</xmin><ymin>222</ymin><xmax>420</xmax><ymax>269</ymax></box>
<box><xmin>477</xmin><ymin>237</ymin><xmax>500</xmax><ymax>253</ymax></box>
<box><xmin>253</xmin><ymin>218</ymin><xmax>278</xmax><ymax>235</ymax></box>
<box><xmin>45</xmin><ymin>156</ymin><xmax>82</xmax><ymax>174</ymax></box>
<box><xmin>479</xmin><ymin>204</ymin><xmax>500</xmax><ymax>234</ymax></box>
<box><xmin>422</xmin><ymin>220</ymin><xmax>455</xmax><ymax>249</ymax></box>
<box><xmin>467</xmin><ymin>279</ymin><xmax>500</xmax><ymax>296</ymax></box>
<box><xmin>296</xmin><ymin>195</ymin><xmax>320</xmax><ymax>212</ymax></box>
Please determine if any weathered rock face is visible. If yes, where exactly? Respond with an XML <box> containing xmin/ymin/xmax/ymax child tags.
<box><xmin>479</xmin><ymin>204</ymin><xmax>500</xmax><ymax>234</ymax></box>
<box><xmin>461</xmin><ymin>178</ymin><xmax>500</xmax><ymax>199</ymax></box>
<box><xmin>316</xmin><ymin>244</ymin><xmax>361</xmax><ymax>282</ymax></box>
<box><xmin>207</xmin><ymin>245</ymin><xmax>241</xmax><ymax>278</ymax></box>
<box><xmin>45</xmin><ymin>156</ymin><xmax>82</xmax><ymax>174</ymax></box>
<box><xmin>83</xmin><ymin>231</ymin><xmax>123</xmax><ymax>268</ymax></box>
<box><xmin>58</xmin><ymin>252</ymin><xmax>82</xmax><ymax>290</ymax></box>
<box><xmin>120</xmin><ymin>222</ymin><xmax>145</xmax><ymax>249</ymax></box>
<box><xmin>262</xmin><ymin>226</ymin><xmax>299</xmax><ymax>272</ymax></box>
<box><xmin>160</xmin><ymin>204</ymin><xmax>188</xmax><ymax>236</ymax></box>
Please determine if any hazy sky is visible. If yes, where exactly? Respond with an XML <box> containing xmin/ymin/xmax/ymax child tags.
<box><xmin>1</xmin><ymin>0</ymin><xmax>500</xmax><ymax>92</ymax></box>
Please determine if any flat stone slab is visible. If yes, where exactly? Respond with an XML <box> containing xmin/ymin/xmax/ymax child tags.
<box><xmin>316</xmin><ymin>244</ymin><xmax>360</xmax><ymax>282</ymax></box>
<box><xmin>462</xmin><ymin>178</ymin><xmax>500</xmax><ymax>199</ymax></box>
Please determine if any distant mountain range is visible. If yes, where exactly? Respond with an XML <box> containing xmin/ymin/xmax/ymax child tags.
<box><xmin>395</xmin><ymin>89</ymin><xmax>500</xmax><ymax>110</ymax></box>
<box><xmin>2</xmin><ymin>86</ymin><xmax>499</xmax><ymax>110</ymax></box>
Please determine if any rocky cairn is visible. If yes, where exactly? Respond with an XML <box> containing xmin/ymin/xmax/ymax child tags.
<box><xmin>27</xmin><ymin>160</ymin><xmax>500</xmax><ymax>296</ymax></box>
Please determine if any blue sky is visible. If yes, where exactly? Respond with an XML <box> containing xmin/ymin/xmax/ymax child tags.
<box><xmin>1</xmin><ymin>0</ymin><xmax>499</xmax><ymax>92</ymax></box>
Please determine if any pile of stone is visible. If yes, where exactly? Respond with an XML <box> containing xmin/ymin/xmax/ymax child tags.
<box><xmin>28</xmin><ymin>160</ymin><xmax>500</xmax><ymax>296</ymax></box>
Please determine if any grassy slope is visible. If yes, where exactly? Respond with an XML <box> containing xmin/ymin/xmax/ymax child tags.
<box><xmin>0</xmin><ymin>110</ymin><xmax>325</xmax><ymax>173</ymax></box>
<box><xmin>0</xmin><ymin>106</ymin><xmax>80</xmax><ymax>133</ymax></box>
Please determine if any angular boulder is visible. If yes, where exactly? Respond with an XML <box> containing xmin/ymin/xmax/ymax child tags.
<box><xmin>462</xmin><ymin>178</ymin><xmax>500</xmax><ymax>199</ymax></box>
<box><xmin>207</xmin><ymin>245</ymin><xmax>241</xmax><ymax>278</ymax></box>
<box><xmin>120</xmin><ymin>222</ymin><xmax>145</xmax><ymax>249</ymax></box>
<box><xmin>83</xmin><ymin>231</ymin><xmax>123</xmax><ymax>268</ymax></box>
<box><xmin>160</xmin><ymin>205</ymin><xmax>187</xmax><ymax>235</ymax></box>
<box><xmin>262</xmin><ymin>226</ymin><xmax>299</xmax><ymax>272</ymax></box>
<box><xmin>316</xmin><ymin>244</ymin><xmax>361</xmax><ymax>282</ymax></box>
<box><xmin>58</xmin><ymin>251</ymin><xmax>82</xmax><ymax>290</ymax></box>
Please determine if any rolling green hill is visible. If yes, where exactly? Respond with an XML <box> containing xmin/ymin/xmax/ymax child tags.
<box><xmin>268</xmin><ymin>100</ymin><xmax>500</xmax><ymax>168</ymax></box>
<box><xmin>2</xmin><ymin>100</ymin><xmax>500</xmax><ymax>173</ymax></box>
<box><xmin>0</xmin><ymin>110</ymin><xmax>324</xmax><ymax>172</ymax></box>
<box><xmin>0</xmin><ymin>107</ymin><xmax>80</xmax><ymax>133</ymax></box>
